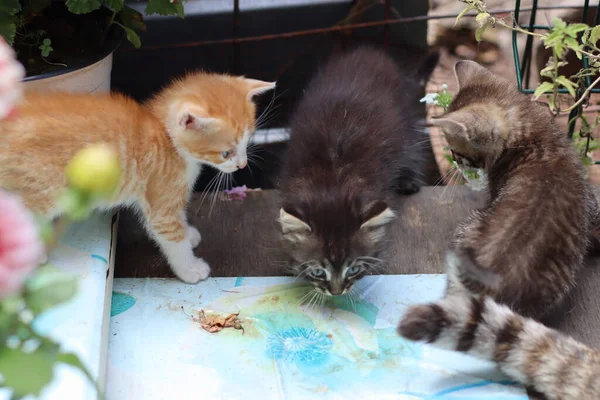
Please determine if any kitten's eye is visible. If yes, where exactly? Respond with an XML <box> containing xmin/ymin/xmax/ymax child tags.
<box><xmin>222</xmin><ymin>150</ymin><xmax>231</xmax><ymax>159</ymax></box>
<box><xmin>347</xmin><ymin>265</ymin><xmax>361</xmax><ymax>276</ymax></box>
<box><xmin>310</xmin><ymin>268</ymin><xmax>326</xmax><ymax>279</ymax></box>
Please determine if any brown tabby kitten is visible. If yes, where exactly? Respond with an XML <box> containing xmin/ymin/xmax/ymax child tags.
<box><xmin>398</xmin><ymin>290</ymin><xmax>600</xmax><ymax>400</ymax></box>
<box><xmin>433</xmin><ymin>60</ymin><xmax>598</xmax><ymax>317</ymax></box>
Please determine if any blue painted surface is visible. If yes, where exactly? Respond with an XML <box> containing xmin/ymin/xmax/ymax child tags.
<box><xmin>399</xmin><ymin>380</ymin><xmax>526</xmax><ymax>399</ymax></box>
<box><xmin>111</xmin><ymin>292</ymin><xmax>136</xmax><ymax>317</ymax></box>
<box><xmin>268</xmin><ymin>327</ymin><xmax>333</xmax><ymax>365</ymax></box>
<box><xmin>91</xmin><ymin>254</ymin><xmax>108</xmax><ymax>264</ymax></box>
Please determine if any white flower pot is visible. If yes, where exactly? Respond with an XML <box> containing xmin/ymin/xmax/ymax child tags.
<box><xmin>21</xmin><ymin>28</ymin><xmax>122</xmax><ymax>95</ymax></box>
<box><xmin>23</xmin><ymin>52</ymin><xmax>114</xmax><ymax>94</ymax></box>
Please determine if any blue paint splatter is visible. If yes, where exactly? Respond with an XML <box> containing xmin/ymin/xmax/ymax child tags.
<box><xmin>234</xmin><ymin>277</ymin><xmax>244</xmax><ymax>287</ymax></box>
<box><xmin>398</xmin><ymin>380</ymin><xmax>525</xmax><ymax>399</ymax></box>
<box><xmin>111</xmin><ymin>292</ymin><xmax>135</xmax><ymax>317</ymax></box>
<box><xmin>92</xmin><ymin>254</ymin><xmax>108</xmax><ymax>264</ymax></box>
<box><xmin>268</xmin><ymin>327</ymin><xmax>333</xmax><ymax>365</ymax></box>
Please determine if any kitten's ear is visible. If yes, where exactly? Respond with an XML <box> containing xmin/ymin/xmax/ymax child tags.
<box><xmin>177</xmin><ymin>103</ymin><xmax>218</xmax><ymax>132</ymax></box>
<box><xmin>360</xmin><ymin>201</ymin><xmax>395</xmax><ymax>244</ymax></box>
<box><xmin>278</xmin><ymin>207</ymin><xmax>311</xmax><ymax>242</ymax></box>
<box><xmin>243</xmin><ymin>78</ymin><xmax>277</xmax><ymax>100</ymax></box>
<box><xmin>454</xmin><ymin>60</ymin><xmax>493</xmax><ymax>90</ymax></box>
<box><xmin>431</xmin><ymin>112</ymin><xmax>468</xmax><ymax>139</ymax></box>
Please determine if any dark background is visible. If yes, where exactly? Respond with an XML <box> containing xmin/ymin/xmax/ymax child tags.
<box><xmin>111</xmin><ymin>0</ymin><xmax>440</xmax><ymax>190</ymax></box>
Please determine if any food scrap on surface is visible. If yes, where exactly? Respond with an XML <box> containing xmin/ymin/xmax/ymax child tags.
<box><xmin>197</xmin><ymin>310</ymin><xmax>244</xmax><ymax>334</ymax></box>
<box><xmin>223</xmin><ymin>185</ymin><xmax>262</xmax><ymax>201</ymax></box>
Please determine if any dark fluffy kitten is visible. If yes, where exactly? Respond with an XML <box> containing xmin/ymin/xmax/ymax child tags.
<box><xmin>277</xmin><ymin>46</ymin><xmax>438</xmax><ymax>295</ymax></box>
<box><xmin>434</xmin><ymin>60</ymin><xmax>598</xmax><ymax>317</ymax></box>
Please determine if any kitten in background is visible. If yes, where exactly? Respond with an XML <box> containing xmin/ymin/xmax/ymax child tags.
<box><xmin>278</xmin><ymin>46</ymin><xmax>438</xmax><ymax>296</ymax></box>
<box><xmin>0</xmin><ymin>73</ymin><xmax>275</xmax><ymax>283</ymax></box>
<box><xmin>431</xmin><ymin>60</ymin><xmax>598</xmax><ymax>317</ymax></box>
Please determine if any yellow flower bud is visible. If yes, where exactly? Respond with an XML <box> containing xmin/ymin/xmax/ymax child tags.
<box><xmin>66</xmin><ymin>144</ymin><xmax>121</xmax><ymax>197</ymax></box>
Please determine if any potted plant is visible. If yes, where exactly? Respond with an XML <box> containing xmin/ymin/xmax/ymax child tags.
<box><xmin>1</xmin><ymin>0</ymin><xmax>185</xmax><ymax>93</ymax></box>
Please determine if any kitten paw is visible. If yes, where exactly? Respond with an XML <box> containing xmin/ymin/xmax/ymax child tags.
<box><xmin>398</xmin><ymin>304</ymin><xmax>443</xmax><ymax>342</ymax></box>
<box><xmin>187</xmin><ymin>226</ymin><xmax>201</xmax><ymax>248</ymax></box>
<box><xmin>174</xmin><ymin>258</ymin><xmax>211</xmax><ymax>284</ymax></box>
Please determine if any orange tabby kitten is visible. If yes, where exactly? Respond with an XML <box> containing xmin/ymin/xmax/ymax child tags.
<box><xmin>0</xmin><ymin>72</ymin><xmax>275</xmax><ymax>283</ymax></box>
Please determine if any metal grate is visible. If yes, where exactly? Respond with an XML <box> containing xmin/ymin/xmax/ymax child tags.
<box><xmin>512</xmin><ymin>0</ymin><xmax>600</xmax><ymax>142</ymax></box>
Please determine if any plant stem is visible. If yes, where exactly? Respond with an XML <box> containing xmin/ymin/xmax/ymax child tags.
<box><xmin>46</xmin><ymin>216</ymin><xmax>69</xmax><ymax>253</ymax></box>
<box><xmin>553</xmin><ymin>49</ymin><xmax>560</xmax><ymax>110</ymax></box>
<box><xmin>575</xmin><ymin>48</ymin><xmax>600</xmax><ymax>60</ymax></box>
<box><xmin>41</xmin><ymin>57</ymin><xmax>67</xmax><ymax>68</ymax></box>
<box><xmin>564</xmin><ymin>74</ymin><xmax>600</xmax><ymax>112</ymax></box>
<box><xmin>494</xmin><ymin>18</ymin><xmax>545</xmax><ymax>39</ymax></box>
<box><xmin>102</xmin><ymin>10</ymin><xmax>118</xmax><ymax>45</ymax></box>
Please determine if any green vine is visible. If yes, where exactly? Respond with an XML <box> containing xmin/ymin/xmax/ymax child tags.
<box><xmin>457</xmin><ymin>0</ymin><xmax>600</xmax><ymax>165</ymax></box>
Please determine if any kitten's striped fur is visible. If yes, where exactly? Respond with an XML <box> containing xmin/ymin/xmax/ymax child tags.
<box><xmin>433</xmin><ymin>61</ymin><xmax>598</xmax><ymax>317</ymax></box>
<box><xmin>399</xmin><ymin>288</ymin><xmax>600</xmax><ymax>400</ymax></box>
<box><xmin>397</xmin><ymin>61</ymin><xmax>600</xmax><ymax>400</ymax></box>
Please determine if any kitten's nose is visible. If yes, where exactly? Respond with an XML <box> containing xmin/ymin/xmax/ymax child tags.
<box><xmin>329</xmin><ymin>282</ymin><xmax>344</xmax><ymax>296</ymax></box>
<box><xmin>237</xmin><ymin>158</ymin><xmax>247</xmax><ymax>169</ymax></box>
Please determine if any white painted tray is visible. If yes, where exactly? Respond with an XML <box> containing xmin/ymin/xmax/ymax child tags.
<box><xmin>107</xmin><ymin>276</ymin><xmax>527</xmax><ymax>400</ymax></box>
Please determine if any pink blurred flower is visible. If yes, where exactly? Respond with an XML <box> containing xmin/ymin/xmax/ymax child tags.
<box><xmin>0</xmin><ymin>37</ymin><xmax>25</xmax><ymax>121</ymax></box>
<box><xmin>0</xmin><ymin>191</ymin><xmax>44</xmax><ymax>297</ymax></box>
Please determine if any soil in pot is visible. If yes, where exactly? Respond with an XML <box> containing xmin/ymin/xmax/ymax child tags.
<box><xmin>15</xmin><ymin>2</ymin><xmax>120</xmax><ymax>78</ymax></box>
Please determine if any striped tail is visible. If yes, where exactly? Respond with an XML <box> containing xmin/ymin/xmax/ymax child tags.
<box><xmin>398</xmin><ymin>294</ymin><xmax>600</xmax><ymax>400</ymax></box>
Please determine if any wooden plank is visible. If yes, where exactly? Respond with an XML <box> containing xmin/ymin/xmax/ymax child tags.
<box><xmin>115</xmin><ymin>186</ymin><xmax>485</xmax><ymax>278</ymax></box>
<box><xmin>115</xmin><ymin>186</ymin><xmax>600</xmax><ymax>351</ymax></box>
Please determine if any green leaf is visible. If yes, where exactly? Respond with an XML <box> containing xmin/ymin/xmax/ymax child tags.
<box><xmin>120</xmin><ymin>24</ymin><xmax>141</xmax><ymax>48</ymax></box>
<box><xmin>119</xmin><ymin>6</ymin><xmax>145</xmax><ymax>31</ymax></box>
<box><xmin>105</xmin><ymin>0</ymin><xmax>125</xmax><ymax>12</ymax></box>
<box><xmin>0</xmin><ymin>17</ymin><xmax>16</xmax><ymax>45</ymax></box>
<box><xmin>57</xmin><ymin>352</ymin><xmax>93</xmax><ymax>380</ymax></box>
<box><xmin>24</xmin><ymin>266</ymin><xmax>78</xmax><ymax>315</ymax></box>
<box><xmin>0</xmin><ymin>0</ymin><xmax>20</xmax><ymax>45</ymax></box>
<box><xmin>145</xmin><ymin>0</ymin><xmax>185</xmax><ymax>18</ymax></box>
<box><xmin>564</xmin><ymin>37</ymin><xmax>580</xmax><ymax>51</ymax></box>
<box><xmin>0</xmin><ymin>0</ymin><xmax>20</xmax><ymax>16</ymax></box>
<box><xmin>475</xmin><ymin>12</ymin><xmax>490</xmax><ymax>27</ymax></box>
<box><xmin>475</xmin><ymin>24</ymin><xmax>489</xmax><ymax>42</ymax></box>
<box><xmin>589</xmin><ymin>26</ymin><xmax>600</xmax><ymax>46</ymax></box>
<box><xmin>0</xmin><ymin>348</ymin><xmax>56</xmax><ymax>397</ymax></box>
<box><xmin>454</xmin><ymin>5</ymin><xmax>474</xmax><ymax>27</ymax></box>
<box><xmin>65</xmin><ymin>0</ymin><xmax>102</xmax><ymax>14</ymax></box>
<box><xmin>555</xmin><ymin>75</ymin><xmax>578</xmax><ymax>97</ymax></box>
<box><xmin>553</xmin><ymin>17</ymin><xmax>567</xmax><ymax>31</ymax></box>
<box><xmin>533</xmin><ymin>82</ymin><xmax>554</xmax><ymax>100</ymax></box>
<box><xmin>57</xmin><ymin>352</ymin><xmax>105</xmax><ymax>399</ymax></box>
<box><xmin>39</xmin><ymin>38</ymin><xmax>53</xmax><ymax>57</ymax></box>
<box><xmin>582</xmin><ymin>27</ymin><xmax>591</xmax><ymax>44</ymax></box>
<box><xmin>565</xmin><ymin>23</ymin><xmax>588</xmax><ymax>37</ymax></box>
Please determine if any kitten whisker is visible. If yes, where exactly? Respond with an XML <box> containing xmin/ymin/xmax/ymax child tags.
<box><xmin>439</xmin><ymin>168</ymin><xmax>460</xmax><ymax>200</ymax></box>
<box><xmin>208</xmin><ymin>171</ymin><xmax>226</xmax><ymax>216</ymax></box>
<box><xmin>196</xmin><ymin>171</ymin><xmax>223</xmax><ymax>216</ymax></box>
<box><xmin>433</xmin><ymin>165</ymin><xmax>456</xmax><ymax>188</ymax></box>
<box><xmin>306</xmin><ymin>290</ymin><xmax>319</xmax><ymax>310</ymax></box>
<box><xmin>296</xmin><ymin>289</ymin><xmax>315</xmax><ymax>306</ymax></box>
